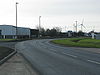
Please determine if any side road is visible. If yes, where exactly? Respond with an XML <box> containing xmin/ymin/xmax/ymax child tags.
<box><xmin>0</xmin><ymin>53</ymin><xmax>38</xmax><ymax>75</ymax></box>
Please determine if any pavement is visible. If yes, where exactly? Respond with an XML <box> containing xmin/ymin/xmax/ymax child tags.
<box><xmin>16</xmin><ymin>39</ymin><xmax>100</xmax><ymax>75</ymax></box>
<box><xmin>0</xmin><ymin>53</ymin><xmax>38</xmax><ymax>75</ymax></box>
<box><xmin>0</xmin><ymin>41</ymin><xmax>38</xmax><ymax>75</ymax></box>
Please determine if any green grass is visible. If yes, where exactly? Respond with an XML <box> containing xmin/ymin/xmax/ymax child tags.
<box><xmin>51</xmin><ymin>38</ymin><xmax>100</xmax><ymax>48</ymax></box>
<box><xmin>0</xmin><ymin>39</ymin><xmax>16</xmax><ymax>42</ymax></box>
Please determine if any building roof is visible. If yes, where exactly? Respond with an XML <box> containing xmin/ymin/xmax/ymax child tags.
<box><xmin>0</xmin><ymin>25</ymin><xmax>30</xmax><ymax>29</ymax></box>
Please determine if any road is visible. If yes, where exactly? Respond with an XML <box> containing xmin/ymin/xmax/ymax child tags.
<box><xmin>16</xmin><ymin>39</ymin><xmax>100</xmax><ymax>75</ymax></box>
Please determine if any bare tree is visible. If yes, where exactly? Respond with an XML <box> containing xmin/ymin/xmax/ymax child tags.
<box><xmin>54</xmin><ymin>27</ymin><xmax>62</xmax><ymax>33</ymax></box>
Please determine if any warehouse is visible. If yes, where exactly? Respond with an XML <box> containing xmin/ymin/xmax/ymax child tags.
<box><xmin>0</xmin><ymin>25</ymin><xmax>30</xmax><ymax>39</ymax></box>
<box><xmin>17</xmin><ymin>27</ymin><xmax>30</xmax><ymax>39</ymax></box>
<box><xmin>0</xmin><ymin>25</ymin><xmax>16</xmax><ymax>39</ymax></box>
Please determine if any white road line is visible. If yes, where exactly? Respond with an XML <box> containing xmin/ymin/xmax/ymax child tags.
<box><xmin>62</xmin><ymin>52</ymin><xmax>77</xmax><ymax>58</ymax></box>
<box><xmin>87</xmin><ymin>60</ymin><xmax>100</xmax><ymax>65</ymax></box>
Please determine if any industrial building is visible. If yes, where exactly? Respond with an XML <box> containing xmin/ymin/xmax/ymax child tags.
<box><xmin>0</xmin><ymin>25</ymin><xmax>16</xmax><ymax>39</ymax></box>
<box><xmin>17</xmin><ymin>27</ymin><xmax>30</xmax><ymax>39</ymax></box>
<box><xmin>0</xmin><ymin>25</ymin><xmax>38</xmax><ymax>39</ymax></box>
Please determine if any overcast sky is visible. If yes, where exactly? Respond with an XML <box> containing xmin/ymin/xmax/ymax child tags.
<box><xmin>0</xmin><ymin>0</ymin><xmax>100</xmax><ymax>32</ymax></box>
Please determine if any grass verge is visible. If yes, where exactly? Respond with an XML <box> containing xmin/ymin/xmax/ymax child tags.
<box><xmin>0</xmin><ymin>39</ymin><xmax>33</xmax><ymax>42</ymax></box>
<box><xmin>51</xmin><ymin>38</ymin><xmax>100</xmax><ymax>48</ymax></box>
<box><xmin>0</xmin><ymin>39</ymin><xmax>16</xmax><ymax>42</ymax></box>
<box><xmin>0</xmin><ymin>47</ymin><xmax>14</xmax><ymax>60</ymax></box>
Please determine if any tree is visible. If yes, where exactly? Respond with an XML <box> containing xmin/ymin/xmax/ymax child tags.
<box><xmin>35</xmin><ymin>26</ymin><xmax>62</xmax><ymax>37</ymax></box>
<box><xmin>50</xmin><ymin>28</ymin><xmax>57</xmax><ymax>37</ymax></box>
<box><xmin>78</xmin><ymin>31</ymin><xmax>84</xmax><ymax>36</ymax></box>
<box><xmin>40</xmin><ymin>28</ymin><xmax>45</xmax><ymax>36</ymax></box>
<box><xmin>35</xmin><ymin>25</ymin><xmax>45</xmax><ymax>36</ymax></box>
<box><xmin>50</xmin><ymin>27</ymin><xmax>62</xmax><ymax>37</ymax></box>
<box><xmin>45</xmin><ymin>29</ymin><xmax>51</xmax><ymax>36</ymax></box>
<box><xmin>54</xmin><ymin>27</ymin><xmax>62</xmax><ymax>33</ymax></box>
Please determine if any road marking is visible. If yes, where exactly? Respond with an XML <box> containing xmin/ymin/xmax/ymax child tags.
<box><xmin>87</xmin><ymin>60</ymin><xmax>100</xmax><ymax>65</ymax></box>
<box><xmin>62</xmin><ymin>52</ymin><xmax>77</xmax><ymax>58</ymax></box>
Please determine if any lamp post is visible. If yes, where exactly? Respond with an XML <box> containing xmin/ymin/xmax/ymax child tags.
<box><xmin>16</xmin><ymin>2</ymin><xmax>18</xmax><ymax>39</ymax></box>
<box><xmin>75</xmin><ymin>21</ymin><xmax>77</xmax><ymax>33</ymax></box>
<box><xmin>38</xmin><ymin>16</ymin><xmax>41</xmax><ymax>37</ymax></box>
<box><xmin>39</xmin><ymin>16</ymin><xmax>41</xmax><ymax>32</ymax></box>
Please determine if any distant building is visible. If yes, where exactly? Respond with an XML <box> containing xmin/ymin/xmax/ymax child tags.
<box><xmin>0</xmin><ymin>25</ymin><xmax>38</xmax><ymax>39</ymax></box>
<box><xmin>96</xmin><ymin>34</ymin><xmax>100</xmax><ymax>39</ymax></box>
<box><xmin>67</xmin><ymin>31</ymin><xmax>73</xmax><ymax>37</ymax></box>
<box><xmin>30</xmin><ymin>29</ymin><xmax>39</xmax><ymax>38</ymax></box>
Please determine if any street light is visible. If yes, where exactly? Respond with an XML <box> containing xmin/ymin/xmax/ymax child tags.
<box><xmin>39</xmin><ymin>16</ymin><xmax>41</xmax><ymax>32</ymax></box>
<box><xmin>75</xmin><ymin>21</ymin><xmax>77</xmax><ymax>33</ymax></box>
<box><xmin>38</xmin><ymin>16</ymin><xmax>41</xmax><ymax>37</ymax></box>
<box><xmin>16</xmin><ymin>2</ymin><xmax>18</xmax><ymax>39</ymax></box>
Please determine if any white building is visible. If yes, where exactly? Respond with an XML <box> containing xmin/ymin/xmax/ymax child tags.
<box><xmin>17</xmin><ymin>27</ymin><xmax>30</xmax><ymax>38</ymax></box>
<box><xmin>0</xmin><ymin>25</ymin><xmax>30</xmax><ymax>39</ymax></box>
<box><xmin>0</xmin><ymin>25</ymin><xmax>16</xmax><ymax>39</ymax></box>
<box><xmin>17</xmin><ymin>27</ymin><xmax>30</xmax><ymax>35</ymax></box>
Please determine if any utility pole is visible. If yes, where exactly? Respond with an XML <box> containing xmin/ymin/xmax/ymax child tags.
<box><xmin>81</xmin><ymin>24</ymin><xmax>82</xmax><ymax>32</ymax></box>
<box><xmin>16</xmin><ymin>2</ymin><xmax>18</xmax><ymax>39</ymax></box>
<box><xmin>75</xmin><ymin>21</ymin><xmax>77</xmax><ymax>33</ymax></box>
<box><xmin>38</xmin><ymin>16</ymin><xmax>41</xmax><ymax>37</ymax></box>
<box><xmin>39</xmin><ymin>16</ymin><xmax>41</xmax><ymax>32</ymax></box>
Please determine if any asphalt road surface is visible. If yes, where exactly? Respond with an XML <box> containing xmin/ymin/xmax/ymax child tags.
<box><xmin>16</xmin><ymin>39</ymin><xmax>100</xmax><ymax>75</ymax></box>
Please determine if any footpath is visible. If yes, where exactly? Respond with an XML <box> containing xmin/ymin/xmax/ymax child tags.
<box><xmin>0</xmin><ymin>53</ymin><xmax>38</xmax><ymax>75</ymax></box>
